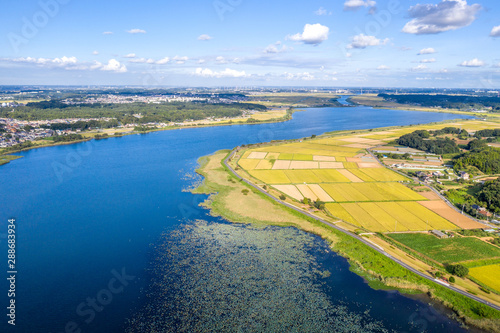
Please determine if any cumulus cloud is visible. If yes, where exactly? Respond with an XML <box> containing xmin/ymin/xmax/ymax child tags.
<box><xmin>412</xmin><ymin>64</ymin><xmax>428</xmax><ymax>71</ymax></box>
<box><xmin>195</xmin><ymin>68</ymin><xmax>247</xmax><ymax>78</ymax></box>
<box><xmin>420</xmin><ymin>58</ymin><xmax>436</xmax><ymax>63</ymax></box>
<box><xmin>12</xmin><ymin>56</ymin><xmax>78</xmax><ymax>66</ymax></box>
<box><xmin>127</xmin><ymin>29</ymin><xmax>146</xmax><ymax>34</ymax></box>
<box><xmin>92</xmin><ymin>51</ymin><xmax>99</xmax><ymax>55</ymax></box>
<box><xmin>490</xmin><ymin>25</ymin><xmax>500</xmax><ymax>37</ymax></box>
<box><xmin>100</xmin><ymin>59</ymin><xmax>127</xmax><ymax>72</ymax></box>
<box><xmin>102</xmin><ymin>31</ymin><xmax>113</xmax><ymax>35</ymax></box>
<box><xmin>263</xmin><ymin>41</ymin><xmax>292</xmax><ymax>54</ymax></box>
<box><xmin>123</xmin><ymin>53</ymin><xmax>136</xmax><ymax>58</ymax></box>
<box><xmin>198</xmin><ymin>34</ymin><xmax>213</xmax><ymax>41</ymax></box>
<box><xmin>128</xmin><ymin>57</ymin><xmax>170</xmax><ymax>65</ymax></box>
<box><xmin>377</xmin><ymin>65</ymin><xmax>390</xmax><ymax>70</ymax></box>
<box><xmin>286</xmin><ymin>23</ymin><xmax>329</xmax><ymax>45</ymax></box>
<box><xmin>418</xmin><ymin>47</ymin><xmax>436</xmax><ymax>55</ymax></box>
<box><xmin>156</xmin><ymin>57</ymin><xmax>170</xmax><ymax>65</ymax></box>
<box><xmin>458</xmin><ymin>58</ymin><xmax>485</xmax><ymax>67</ymax></box>
<box><xmin>402</xmin><ymin>0</ymin><xmax>481</xmax><ymax>35</ymax></box>
<box><xmin>347</xmin><ymin>34</ymin><xmax>388</xmax><ymax>49</ymax></box>
<box><xmin>173</xmin><ymin>56</ymin><xmax>189</xmax><ymax>64</ymax></box>
<box><xmin>344</xmin><ymin>0</ymin><xmax>376</xmax><ymax>11</ymax></box>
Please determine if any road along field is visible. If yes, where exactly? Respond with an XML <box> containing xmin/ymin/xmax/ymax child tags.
<box><xmin>236</xmin><ymin>125</ymin><xmax>485</xmax><ymax>233</ymax></box>
<box><xmin>469</xmin><ymin>264</ymin><xmax>500</xmax><ymax>293</ymax></box>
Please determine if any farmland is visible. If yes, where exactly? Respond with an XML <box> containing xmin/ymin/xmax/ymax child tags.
<box><xmin>388</xmin><ymin>233</ymin><xmax>500</xmax><ymax>264</ymax></box>
<box><xmin>469</xmin><ymin>265</ymin><xmax>500</xmax><ymax>293</ymax></box>
<box><xmin>236</xmin><ymin>124</ymin><xmax>489</xmax><ymax>233</ymax></box>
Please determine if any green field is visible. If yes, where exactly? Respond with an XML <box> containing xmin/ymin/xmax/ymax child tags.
<box><xmin>388</xmin><ymin>233</ymin><xmax>500</xmax><ymax>264</ymax></box>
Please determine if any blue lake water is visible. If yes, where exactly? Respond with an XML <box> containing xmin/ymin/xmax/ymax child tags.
<box><xmin>0</xmin><ymin>106</ymin><xmax>474</xmax><ymax>332</ymax></box>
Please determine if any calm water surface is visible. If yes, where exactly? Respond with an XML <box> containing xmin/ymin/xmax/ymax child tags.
<box><xmin>0</xmin><ymin>106</ymin><xmax>474</xmax><ymax>332</ymax></box>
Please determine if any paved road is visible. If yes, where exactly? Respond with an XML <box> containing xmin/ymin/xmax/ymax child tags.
<box><xmin>223</xmin><ymin>149</ymin><xmax>500</xmax><ymax>312</ymax></box>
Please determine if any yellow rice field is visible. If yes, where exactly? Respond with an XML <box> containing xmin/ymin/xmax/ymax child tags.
<box><xmin>469</xmin><ymin>265</ymin><xmax>500</xmax><ymax>293</ymax></box>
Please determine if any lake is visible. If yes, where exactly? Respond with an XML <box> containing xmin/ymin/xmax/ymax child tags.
<box><xmin>0</xmin><ymin>106</ymin><xmax>474</xmax><ymax>332</ymax></box>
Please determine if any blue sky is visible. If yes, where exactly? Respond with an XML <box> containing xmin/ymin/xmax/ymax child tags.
<box><xmin>1</xmin><ymin>0</ymin><xmax>499</xmax><ymax>87</ymax></box>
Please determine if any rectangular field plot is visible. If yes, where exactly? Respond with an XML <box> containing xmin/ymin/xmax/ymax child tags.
<box><xmin>284</xmin><ymin>170</ymin><xmax>322</xmax><ymax>183</ymax></box>
<box><xmin>337</xmin><ymin>169</ymin><xmax>364</xmax><ymax>182</ymax></box>
<box><xmin>469</xmin><ymin>265</ymin><xmax>500</xmax><ymax>293</ymax></box>
<box><xmin>388</xmin><ymin>233</ymin><xmax>500</xmax><ymax>264</ymax></box>
<box><xmin>313</xmin><ymin>155</ymin><xmax>336</xmax><ymax>161</ymax></box>
<box><xmin>307</xmin><ymin>184</ymin><xmax>333</xmax><ymax>202</ymax></box>
<box><xmin>248</xmin><ymin>152</ymin><xmax>268</xmax><ymax>159</ymax></box>
<box><xmin>289</xmin><ymin>161</ymin><xmax>318</xmax><ymax>169</ymax></box>
<box><xmin>418</xmin><ymin>201</ymin><xmax>484</xmax><ymax>229</ymax></box>
<box><xmin>265</xmin><ymin>152</ymin><xmax>280</xmax><ymax>159</ymax></box>
<box><xmin>325</xmin><ymin>203</ymin><xmax>360</xmax><ymax>227</ymax></box>
<box><xmin>255</xmin><ymin>159</ymin><xmax>274</xmax><ymax>170</ymax></box>
<box><xmin>248</xmin><ymin>170</ymin><xmax>290</xmax><ymax>184</ymax></box>
<box><xmin>272</xmin><ymin>160</ymin><xmax>291</xmax><ymax>169</ymax></box>
<box><xmin>349</xmin><ymin>168</ymin><xmax>407</xmax><ymax>182</ymax></box>
<box><xmin>342</xmin><ymin>162</ymin><xmax>359</xmax><ymax>169</ymax></box>
<box><xmin>292</xmin><ymin>154</ymin><xmax>314</xmax><ymax>161</ymax></box>
<box><xmin>296</xmin><ymin>185</ymin><xmax>318</xmax><ymax>201</ymax></box>
<box><xmin>319</xmin><ymin>162</ymin><xmax>344</xmax><ymax>169</ymax></box>
<box><xmin>312</xmin><ymin>169</ymin><xmax>351</xmax><ymax>183</ymax></box>
<box><xmin>272</xmin><ymin>185</ymin><xmax>303</xmax><ymax>201</ymax></box>
<box><xmin>238</xmin><ymin>159</ymin><xmax>261</xmax><ymax>170</ymax></box>
<box><xmin>319</xmin><ymin>183</ymin><xmax>426</xmax><ymax>202</ymax></box>
<box><xmin>278</xmin><ymin>153</ymin><xmax>294</xmax><ymax>160</ymax></box>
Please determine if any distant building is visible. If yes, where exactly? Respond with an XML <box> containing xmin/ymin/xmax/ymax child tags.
<box><xmin>431</xmin><ymin>230</ymin><xmax>448</xmax><ymax>239</ymax></box>
<box><xmin>459</xmin><ymin>171</ymin><xmax>470</xmax><ymax>180</ymax></box>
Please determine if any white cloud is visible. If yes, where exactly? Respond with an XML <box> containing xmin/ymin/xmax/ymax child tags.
<box><xmin>314</xmin><ymin>7</ymin><xmax>330</xmax><ymax>15</ymax></box>
<box><xmin>92</xmin><ymin>51</ymin><xmax>99</xmax><ymax>55</ymax></box>
<box><xmin>216</xmin><ymin>56</ymin><xmax>227</xmax><ymax>64</ymax></box>
<box><xmin>286</xmin><ymin>23</ymin><xmax>329</xmax><ymax>45</ymax></box>
<box><xmin>418</xmin><ymin>47</ymin><xmax>436</xmax><ymax>55</ymax></box>
<box><xmin>173</xmin><ymin>56</ymin><xmax>189</xmax><ymax>64</ymax></box>
<box><xmin>344</xmin><ymin>0</ymin><xmax>376</xmax><ymax>11</ymax></box>
<box><xmin>198</xmin><ymin>34</ymin><xmax>213</xmax><ymax>41</ymax></box>
<box><xmin>156</xmin><ymin>57</ymin><xmax>170</xmax><ymax>65</ymax></box>
<box><xmin>412</xmin><ymin>64</ymin><xmax>428</xmax><ymax>71</ymax></box>
<box><xmin>195</xmin><ymin>68</ymin><xmax>247</xmax><ymax>78</ymax></box>
<box><xmin>347</xmin><ymin>34</ymin><xmax>388</xmax><ymax>49</ymax></box>
<box><xmin>403</xmin><ymin>0</ymin><xmax>481</xmax><ymax>35</ymax></box>
<box><xmin>420</xmin><ymin>58</ymin><xmax>436</xmax><ymax>63</ymax></box>
<box><xmin>459</xmin><ymin>58</ymin><xmax>485</xmax><ymax>67</ymax></box>
<box><xmin>7</xmin><ymin>56</ymin><xmax>127</xmax><ymax>73</ymax></box>
<box><xmin>283</xmin><ymin>72</ymin><xmax>315</xmax><ymax>81</ymax></box>
<box><xmin>490</xmin><ymin>25</ymin><xmax>500</xmax><ymax>37</ymax></box>
<box><xmin>124</xmin><ymin>53</ymin><xmax>136</xmax><ymax>58</ymax></box>
<box><xmin>100</xmin><ymin>59</ymin><xmax>127</xmax><ymax>72</ymax></box>
<box><xmin>263</xmin><ymin>41</ymin><xmax>292</xmax><ymax>54</ymax></box>
<box><xmin>12</xmin><ymin>56</ymin><xmax>78</xmax><ymax>66</ymax></box>
<box><xmin>102</xmin><ymin>31</ymin><xmax>113</xmax><ymax>35</ymax></box>
<box><xmin>128</xmin><ymin>57</ymin><xmax>170</xmax><ymax>65</ymax></box>
<box><xmin>127</xmin><ymin>29</ymin><xmax>146</xmax><ymax>34</ymax></box>
<box><xmin>377</xmin><ymin>65</ymin><xmax>390</xmax><ymax>70</ymax></box>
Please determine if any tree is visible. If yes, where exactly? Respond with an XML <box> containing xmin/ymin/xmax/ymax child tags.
<box><xmin>313</xmin><ymin>200</ymin><xmax>325</xmax><ymax>210</ymax></box>
<box><xmin>279</xmin><ymin>194</ymin><xmax>286</xmax><ymax>201</ymax></box>
<box><xmin>449</xmin><ymin>276</ymin><xmax>455</xmax><ymax>283</ymax></box>
<box><xmin>241</xmin><ymin>189</ymin><xmax>249</xmax><ymax>195</ymax></box>
<box><xmin>446</xmin><ymin>264</ymin><xmax>469</xmax><ymax>277</ymax></box>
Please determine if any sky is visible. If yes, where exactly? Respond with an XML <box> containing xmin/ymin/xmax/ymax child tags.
<box><xmin>0</xmin><ymin>0</ymin><xmax>499</xmax><ymax>88</ymax></box>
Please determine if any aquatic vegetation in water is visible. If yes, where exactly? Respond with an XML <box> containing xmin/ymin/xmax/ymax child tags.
<box><xmin>125</xmin><ymin>220</ymin><xmax>389</xmax><ymax>332</ymax></box>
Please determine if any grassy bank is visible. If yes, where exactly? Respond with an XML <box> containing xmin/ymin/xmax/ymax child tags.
<box><xmin>192</xmin><ymin>149</ymin><xmax>500</xmax><ymax>332</ymax></box>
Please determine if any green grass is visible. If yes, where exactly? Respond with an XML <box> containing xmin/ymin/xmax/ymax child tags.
<box><xmin>388</xmin><ymin>233</ymin><xmax>500</xmax><ymax>264</ymax></box>
<box><xmin>0</xmin><ymin>155</ymin><xmax>22</xmax><ymax>166</ymax></box>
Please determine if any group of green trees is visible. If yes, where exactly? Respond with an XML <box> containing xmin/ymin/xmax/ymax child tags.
<box><xmin>1</xmin><ymin>101</ymin><xmax>267</xmax><ymax>125</ymax></box>
<box><xmin>453</xmin><ymin>147</ymin><xmax>500</xmax><ymax>174</ymax></box>
<box><xmin>379</xmin><ymin>94</ymin><xmax>500</xmax><ymax>111</ymax></box>
<box><xmin>52</xmin><ymin>134</ymin><xmax>84</xmax><ymax>143</ymax></box>
<box><xmin>42</xmin><ymin>119</ymin><xmax>120</xmax><ymax>131</ymax></box>
<box><xmin>397</xmin><ymin>130</ymin><xmax>460</xmax><ymax>155</ymax></box>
